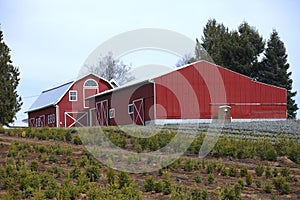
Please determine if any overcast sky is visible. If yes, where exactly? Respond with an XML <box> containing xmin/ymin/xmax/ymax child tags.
<box><xmin>1</xmin><ymin>0</ymin><xmax>299</xmax><ymax>124</ymax></box>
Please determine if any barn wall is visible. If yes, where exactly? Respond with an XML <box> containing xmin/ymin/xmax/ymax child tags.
<box><xmin>154</xmin><ymin>61</ymin><xmax>286</xmax><ymax>121</ymax></box>
<box><xmin>28</xmin><ymin>106</ymin><xmax>56</xmax><ymax>127</ymax></box>
<box><xmin>93</xmin><ymin>83</ymin><xmax>154</xmax><ymax>126</ymax></box>
<box><xmin>57</xmin><ymin>74</ymin><xmax>112</xmax><ymax>127</ymax></box>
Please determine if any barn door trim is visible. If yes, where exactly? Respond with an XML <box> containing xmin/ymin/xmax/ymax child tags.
<box><xmin>29</xmin><ymin>118</ymin><xmax>35</xmax><ymax>127</ymax></box>
<box><xmin>133</xmin><ymin>98</ymin><xmax>144</xmax><ymax>125</ymax></box>
<box><xmin>89</xmin><ymin>107</ymin><xmax>96</xmax><ymax>126</ymax></box>
<box><xmin>39</xmin><ymin>115</ymin><xmax>45</xmax><ymax>127</ymax></box>
<box><xmin>96</xmin><ymin>99</ymin><xmax>109</xmax><ymax>126</ymax></box>
<box><xmin>64</xmin><ymin>112</ymin><xmax>88</xmax><ymax>127</ymax></box>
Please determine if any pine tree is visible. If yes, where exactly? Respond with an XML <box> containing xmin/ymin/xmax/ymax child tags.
<box><xmin>0</xmin><ymin>28</ymin><xmax>22</xmax><ymax>126</ymax></box>
<box><xmin>258</xmin><ymin>30</ymin><xmax>298</xmax><ymax>118</ymax></box>
<box><xmin>201</xmin><ymin>20</ymin><xmax>265</xmax><ymax>77</ymax></box>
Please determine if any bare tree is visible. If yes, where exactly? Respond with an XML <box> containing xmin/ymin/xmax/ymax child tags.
<box><xmin>175</xmin><ymin>39</ymin><xmax>214</xmax><ymax>68</ymax></box>
<box><xmin>85</xmin><ymin>52</ymin><xmax>134</xmax><ymax>85</ymax></box>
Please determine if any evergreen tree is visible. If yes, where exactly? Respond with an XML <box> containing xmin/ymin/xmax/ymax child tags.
<box><xmin>0</xmin><ymin>28</ymin><xmax>22</xmax><ymax>126</ymax></box>
<box><xmin>201</xmin><ymin>19</ymin><xmax>229</xmax><ymax>66</ymax></box>
<box><xmin>258</xmin><ymin>30</ymin><xmax>298</xmax><ymax>118</ymax></box>
<box><xmin>201</xmin><ymin>19</ymin><xmax>265</xmax><ymax>77</ymax></box>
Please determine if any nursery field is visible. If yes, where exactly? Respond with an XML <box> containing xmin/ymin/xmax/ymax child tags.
<box><xmin>0</xmin><ymin>123</ymin><xmax>299</xmax><ymax>200</ymax></box>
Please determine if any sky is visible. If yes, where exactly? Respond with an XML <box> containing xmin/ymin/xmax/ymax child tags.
<box><xmin>0</xmin><ymin>0</ymin><xmax>299</xmax><ymax>125</ymax></box>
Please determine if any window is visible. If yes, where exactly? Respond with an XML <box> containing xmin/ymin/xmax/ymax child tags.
<box><xmin>84</xmin><ymin>79</ymin><xmax>98</xmax><ymax>87</ymax></box>
<box><xmin>48</xmin><ymin>114</ymin><xmax>55</xmax><ymax>124</ymax></box>
<box><xmin>109</xmin><ymin>108</ymin><xmax>115</xmax><ymax>119</ymax></box>
<box><xmin>35</xmin><ymin>118</ymin><xmax>41</xmax><ymax>127</ymax></box>
<box><xmin>69</xmin><ymin>90</ymin><xmax>77</xmax><ymax>101</ymax></box>
<box><xmin>128</xmin><ymin>104</ymin><xmax>133</xmax><ymax>114</ymax></box>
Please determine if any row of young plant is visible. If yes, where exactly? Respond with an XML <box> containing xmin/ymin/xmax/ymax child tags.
<box><xmin>2</xmin><ymin>126</ymin><xmax>300</xmax><ymax>164</ymax></box>
<box><xmin>142</xmin><ymin>157</ymin><xmax>294</xmax><ymax>198</ymax></box>
<box><xmin>0</xmin><ymin>140</ymin><xmax>143</xmax><ymax>199</ymax></box>
<box><xmin>0</xmin><ymin>127</ymin><xmax>82</xmax><ymax>145</ymax></box>
<box><xmin>79</xmin><ymin>126</ymin><xmax>300</xmax><ymax>164</ymax></box>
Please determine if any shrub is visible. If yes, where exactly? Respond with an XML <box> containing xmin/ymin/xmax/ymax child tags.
<box><xmin>85</xmin><ymin>165</ymin><xmax>100</xmax><ymax>182</ymax></box>
<box><xmin>273</xmin><ymin>177</ymin><xmax>291</xmax><ymax>194</ymax></box>
<box><xmin>255</xmin><ymin>178</ymin><xmax>262</xmax><ymax>188</ymax></box>
<box><xmin>73</xmin><ymin>135</ymin><xmax>82</xmax><ymax>145</ymax></box>
<box><xmin>240</xmin><ymin>167</ymin><xmax>248</xmax><ymax>177</ymax></box>
<box><xmin>143</xmin><ymin>177</ymin><xmax>155</xmax><ymax>192</ymax></box>
<box><xmin>207</xmin><ymin>173</ymin><xmax>214</xmax><ymax>184</ymax></box>
<box><xmin>264</xmin><ymin>181</ymin><xmax>272</xmax><ymax>193</ymax></box>
<box><xmin>154</xmin><ymin>181</ymin><xmax>163</xmax><ymax>193</ymax></box>
<box><xmin>65</xmin><ymin>131</ymin><xmax>72</xmax><ymax>142</ymax></box>
<box><xmin>272</xmin><ymin>168</ymin><xmax>278</xmax><ymax>177</ymax></box>
<box><xmin>221</xmin><ymin>167</ymin><xmax>228</xmax><ymax>176</ymax></box>
<box><xmin>106</xmin><ymin>168</ymin><xmax>116</xmax><ymax>185</ymax></box>
<box><xmin>29</xmin><ymin>160</ymin><xmax>39</xmax><ymax>172</ymax></box>
<box><xmin>287</xmin><ymin>141</ymin><xmax>300</xmax><ymax>164</ymax></box>
<box><xmin>265</xmin><ymin>166</ymin><xmax>272</xmax><ymax>178</ymax></box>
<box><xmin>246</xmin><ymin>174</ymin><xmax>253</xmax><ymax>186</ymax></box>
<box><xmin>228</xmin><ymin>164</ymin><xmax>237</xmax><ymax>177</ymax></box>
<box><xmin>70</xmin><ymin>166</ymin><xmax>81</xmax><ymax>179</ymax></box>
<box><xmin>206</xmin><ymin>162</ymin><xmax>215</xmax><ymax>174</ymax></box>
<box><xmin>255</xmin><ymin>163</ymin><xmax>264</xmax><ymax>177</ymax></box>
<box><xmin>280</xmin><ymin>167</ymin><xmax>290</xmax><ymax>177</ymax></box>
<box><xmin>184</xmin><ymin>159</ymin><xmax>194</xmax><ymax>172</ymax></box>
<box><xmin>194</xmin><ymin>173</ymin><xmax>202</xmax><ymax>183</ymax></box>
<box><xmin>238</xmin><ymin>178</ymin><xmax>244</xmax><ymax>189</ymax></box>
<box><xmin>118</xmin><ymin>171</ymin><xmax>131</xmax><ymax>189</ymax></box>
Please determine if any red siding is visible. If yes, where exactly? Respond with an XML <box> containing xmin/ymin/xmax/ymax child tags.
<box><xmin>29</xmin><ymin>74</ymin><xmax>112</xmax><ymax>128</ymax></box>
<box><xmin>58</xmin><ymin>74</ymin><xmax>112</xmax><ymax>127</ymax></box>
<box><xmin>93</xmin><ymin>83</ymin><xmax>154</xmax><ymax>126</ymax></box>
<box><xmin>28</xmin><ymin>106</ymin><xmax>56</xmax><ymax>127</ymax></box>
<box><xmin>155</xmin><ymin>61</ymin><xmax>286</xmax><ymax>120</ymax></box>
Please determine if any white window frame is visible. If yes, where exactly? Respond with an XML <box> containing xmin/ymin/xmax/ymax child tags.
<box><xmin>69</xmin><ymin>90</ymin><xmax>77</xmax><ymax>101</ymax></box>
<box><xmin>109</xmin><ymin>108</ymin><xmax>115</xmax><ymax>119</ymax></box>
<box><xmin>35</xmin><ymin>117</ymin><xmax>41</xmax><ymax>127</ymax></box>
<box><xmin>84</xmin><ymin>79</ymin><xmax>98</xmax><ymax>87</ymax></box>
<box><xmin>48</xmin><ymin>114</ymin><xmax>55</xmax><ymax>124</ymax></box>
<box><xmin>128</xmin><ymin>104</ymin><xmax>133</xmax><ymax>114</ymax></box>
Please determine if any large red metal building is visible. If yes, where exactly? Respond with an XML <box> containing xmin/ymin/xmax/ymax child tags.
<box><xmin>26</xmin><ymin>74</ymin><xmax>113</xmax><ymax>128</ymax></box>
<box><xmin>89</xmin><ymin>61</ymin><xmax>287</xmax><ymax>126</ymax></box>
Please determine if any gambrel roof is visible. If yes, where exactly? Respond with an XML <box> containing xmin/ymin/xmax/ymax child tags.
<box><xmin>26</xmin><ymin>81</ymin><xmax>73</xmax><ymax>112</ymax></box>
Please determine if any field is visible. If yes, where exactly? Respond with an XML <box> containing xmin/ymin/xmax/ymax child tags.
<box><xmin>0</xmin><ymin>122</ymin><xmax>299</xmax><ymax>200</ymax></box>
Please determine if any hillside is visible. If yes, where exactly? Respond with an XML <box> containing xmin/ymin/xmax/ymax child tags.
<box><xmin>0</xmin><ymin>125</ymin><xmax>299</xmax><ymax>199</ymax></box>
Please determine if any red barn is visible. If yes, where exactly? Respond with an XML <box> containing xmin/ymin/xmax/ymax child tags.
<box><xmin>26</xmin><ymin>74</ymin><xmax>113</xmax><ymax>127</ymax></box>
<box><xmin>88</xmin><ymin>61</ymin><xmax>286</xmax><ymax>126</ymax></box>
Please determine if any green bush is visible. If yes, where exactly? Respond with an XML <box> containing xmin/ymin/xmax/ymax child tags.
<box><xmin>255</xmin><ymin>163</ymin><xmax>264</xmax><ymax>177</ymax></box>
<box><xmin>221</xmin><ymin>167</ymin><xmax>228</xmax><ymax>176</ymax></box>
<box><xmin>246</xmin><ymin>174</ymin><xmax>253</xmax><ymax>186</ymax></box>
<box><xmin>143</xmin><ymin>177</ymin><xmax>155</xmax><ymax>192</ymax></box>
<box><xmin>228</xmin><ymin>164</ymin><xmax>237</xmax><ymax>177</ymax></box>
<box><xmin>118</xmin><ymin>171</ymin><xmax>131</xmax><ymax>189</ymax></box>
<box><xmin>85</xmin><ymin>165</ymin><xmax>100</xmax><ymax>182</ymax></box>
<box><xmin>240</xmin><ymin>167</ymin><xmax>248</xmax><ymax>177</ymax></box>
<box><xmin>184</xmin><ymin>159</ymin><xmax>194</xmax><ymax>172</ymax></box>
<box><xmin>255</xmin><ymin>178</ymin><xmax>262</xmax><ymax>188</ymax></box>
<box><xmin>73</xmin><ymin>135</ymin><xmax>83</xmax><ymax>145</ymax></box>
<box><xmin>29</xmin><ymin>160</ymin><xmax>39</xmax><ymax>172</ymax></box>
<box><xmin>194</xmin><ymin>173</ymin><xmax>202</xmax><ymax>183</ymax></box>
<box><xmin>265</xmin><ymin>166</ymin><xmax>272</xmax><ymax>178</ymax></box>
<box><xmin>280</xmin><ymin>167</ymin><xmax>290</xmax><ymax>177</ymax></box>
<box><xmin>207</xmin><ymin>173</ymin><xmax>214</xmax><ymax>184</ymax></box>
<box><xmin>273</xmin><ymin>177</ymin><xmax>291</xmax><ymax>194</ymax></box>
<box><xmin>154</xmin><ymin>181</ymin><xmax>163</xmax><ymax>193</ymax></box>
<box><xmin>264</xmin><ymin>181</ymin><xmax>272</xmax><ymax>193</ymax></box>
